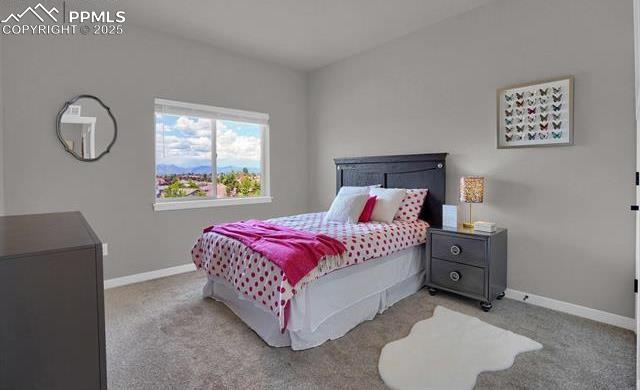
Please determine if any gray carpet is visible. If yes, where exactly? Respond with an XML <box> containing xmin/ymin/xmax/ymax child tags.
<box><xmin>105</xmin><ymin>272</ymin><xmax>636</xmax><ymax>389</ymax></box>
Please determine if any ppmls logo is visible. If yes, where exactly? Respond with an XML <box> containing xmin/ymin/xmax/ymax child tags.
<box><xmin>2</xmin><ymin>3</ymin><xmax>60</xmax><ymax>23</ymax></box>
<box><xmin>1</xmin><ymin>2</ymin><xmax>126</xmax><ymax>36</ymax></box>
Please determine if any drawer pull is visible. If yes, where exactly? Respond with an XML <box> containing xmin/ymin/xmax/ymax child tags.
<box><xmin>449</xmin><ymin>271</ymin><xmax>461</xmax><ymax>282</ymax></box>
<box><xmin>450</xmin><ymin>245</ymin><xmax>461</xmax><ymax>256</ymax></box>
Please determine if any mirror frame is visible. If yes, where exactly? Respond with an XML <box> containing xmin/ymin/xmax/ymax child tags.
<box><xmin>56</xmin><ymin>94</ymin><xmax>118</xmax><ymax>162</ymax></box>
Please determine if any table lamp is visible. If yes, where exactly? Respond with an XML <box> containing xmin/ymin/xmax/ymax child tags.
<box><xmin>460</xmin><ymin>176</ymin><xmax>484</xmax><ymax>228</ymax></box>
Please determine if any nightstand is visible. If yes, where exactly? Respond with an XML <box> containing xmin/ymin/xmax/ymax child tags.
<box><xmin>425</xmin><ymin>225</ymin><xmax>507</xmax><ymax>312</ymax></box>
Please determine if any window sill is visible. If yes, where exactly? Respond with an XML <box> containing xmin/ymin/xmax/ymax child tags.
<box><xmin>153</xmin><ymin>196</ymin><xmax>273</xmax><ymax>211</ymax></box>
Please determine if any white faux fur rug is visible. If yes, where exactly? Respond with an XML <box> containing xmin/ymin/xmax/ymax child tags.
<box><xmin>378</xmin><ymin>306</ymin><xmax>542</xmax><ymax>390</ymax></box>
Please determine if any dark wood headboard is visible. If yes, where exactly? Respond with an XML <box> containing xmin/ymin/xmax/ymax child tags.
<box><xmin>334</xmin><ymin>153</ymin><xmax>447</xmax><ymax>227</ymax></box>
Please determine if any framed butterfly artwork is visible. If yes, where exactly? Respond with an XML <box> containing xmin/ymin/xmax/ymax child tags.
<box><xmin>497</xmin><ymin>76</ymin><xmax>573</xmax><ymax>148</ymax></box>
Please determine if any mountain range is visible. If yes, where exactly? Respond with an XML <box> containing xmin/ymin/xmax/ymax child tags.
<box><xmin>156</xmin><ymin>164</ymin><xmax>259</xmax><ymax>175</ymax></box>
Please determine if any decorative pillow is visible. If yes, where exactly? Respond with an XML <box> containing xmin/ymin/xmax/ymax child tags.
<box><xmin>358</xmin><ymin>196</ymin><xmax>377</xmax><ymax>223</ymax></box>
<box><xmin>324</xmin><ymin>193</ymin><xmax>370</xmax><ymax>224</ymax></box>
<box><xmin>337</xmin><ymin>184</ymin><xmax>381</xmax><ymax>197</ymax></box>
<box><xmin>369</xmin><ymin>188</ymin><xmax>407</xmax><ymax>223</ymax></box>
<box><xmin>394</xmin><ymin>189</ymin><xmax>429</xmax><ymax>221</ymax></box>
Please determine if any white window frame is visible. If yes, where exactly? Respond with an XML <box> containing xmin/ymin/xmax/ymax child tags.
<box><xmin>153</xmin><ymin>98</ymin><xmax>271</xmax><ymax>211</ymax></box>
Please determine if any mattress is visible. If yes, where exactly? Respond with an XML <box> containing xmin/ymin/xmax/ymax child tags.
<box><xmin>192</xmin><ymin>212</ymin><xmax>429</xmax><ymax>330</ymax></box>
<box><xmin>204</xmin><ymin>245</ymin><xmax>425</xmax><ymax>350</ymax></box>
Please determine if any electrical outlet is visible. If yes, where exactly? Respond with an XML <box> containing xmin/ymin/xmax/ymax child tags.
<box><xmin>102</xmin><ymin>243</ymin><xmax>109</xmax><ymax>256</ymax></box>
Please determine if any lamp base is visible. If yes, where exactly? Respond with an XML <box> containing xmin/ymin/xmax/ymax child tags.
<box><xmin>462</xmin><ymin>221</ymin><xmax>474</xmax><ymax>229</ymax></box>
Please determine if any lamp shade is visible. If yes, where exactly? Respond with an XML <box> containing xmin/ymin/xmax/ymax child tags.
<box><xmin>460</xmin><ymin>176</ymin><xmax>484</xmax><ymax>203</ymax></box>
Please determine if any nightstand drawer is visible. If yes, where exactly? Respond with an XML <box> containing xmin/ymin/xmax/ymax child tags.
<box><xmin>430</xmin><ymin>258</ymin><xmax>485</xmax><ymax>298</ymax></box>
<box><xmin>431</xmin><ymin>233</ymin><xmax>487</xmax><ymax>267</ymax></box>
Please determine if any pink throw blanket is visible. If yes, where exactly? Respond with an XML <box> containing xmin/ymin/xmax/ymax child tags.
<box><xmin>205</xmin><ymin>220</ymin><xmax>346</xmax><ymax>287</ymax></box>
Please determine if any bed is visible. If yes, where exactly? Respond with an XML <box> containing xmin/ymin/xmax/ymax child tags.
<box><xmin>192</xmin><ymin>153</ymin><xmax>447</xmax><ymax>350</ymax></box>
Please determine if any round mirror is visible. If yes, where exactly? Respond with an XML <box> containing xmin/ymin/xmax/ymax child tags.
<box><xmin>56</xmin><ymin>95</ymin><xmax>117</xmax><ymax>162</ymax></box>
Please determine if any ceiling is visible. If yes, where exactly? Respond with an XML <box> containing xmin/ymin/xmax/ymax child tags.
<box><xmin>119</xmin><ymin>0</ymin><xmax>494</xmax><ymax>71</ymax></box>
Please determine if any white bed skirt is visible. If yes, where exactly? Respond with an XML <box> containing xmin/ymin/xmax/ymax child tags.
<box><xmin>203</xmin><ymin>245</ymin><xmax>425</xmax><ymax>350</ymax></box>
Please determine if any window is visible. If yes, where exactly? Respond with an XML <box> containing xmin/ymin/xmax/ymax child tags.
<box><xmin>153</xmin><ymin>98</ymin><xmax>270</xmax><ymax>211</ymax></box>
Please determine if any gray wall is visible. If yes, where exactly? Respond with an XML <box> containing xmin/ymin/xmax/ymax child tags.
<box><xmin>2</xmin><ymin>26</ymin><xmax>309</xmax><ymax>279</ymax></box>
<box><xmin>309</xmin><ymin>0</ymin><xmax>636</xmax><ymax>317</ymax></box>
<box><xmin>0</xmin><ymin>33</ymin><xmax>4</xmax><ymax>216</ymax></box>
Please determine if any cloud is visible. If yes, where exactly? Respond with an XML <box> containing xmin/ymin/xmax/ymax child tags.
<box><xmin>156</xmin><ymin>134</ymin><xmax>211</xmax><ymax>162</ymax></box>
<box><xmin>216</xmin><ymin>122</ymin><xmax>261</xmax><ymax>162</ymax></box>
<box><xmin>175</xmin><ymin>116</ymin><xmax>211</xmax><ymax>137</ymax></box>
<box><xmin>156</xmin><ymin>115</ymin><xmax>261</xmax><ymax>168</ymax></box>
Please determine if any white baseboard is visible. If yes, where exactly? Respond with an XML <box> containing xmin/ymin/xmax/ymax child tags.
<box><xmin>104</xmin><ymin>263</ymin><xmax>196</xmax><ymax>289</ymax></box>
<box><xmin>103</xmin><ymin>264</ymin><xmax>636</xmax><ymax>331</ymax></box>
<box><xmin>505</xmin><ymin>288</ymin><xmax>635</xmax><ymax>331</ymax></box>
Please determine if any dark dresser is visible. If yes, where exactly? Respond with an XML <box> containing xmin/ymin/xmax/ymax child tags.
<box><xmin>0</xmin><ymin>212</ymin><xmax>106</xmax><ymax>390</ymax></box>
<box><xmin>425</xmin><ymin>225</ymin><xmax>507</xmax><ymax>312</ymax></box>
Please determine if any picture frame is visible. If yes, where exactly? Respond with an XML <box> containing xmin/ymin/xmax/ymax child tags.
<box><xmin>442</xmin><ymin>204</ymin><xmax>458</xmax><ymax>228</ymax></box>
<box><xmin>497</xmin><ymin>76</ymin><xmax>574</xmax><ymax>149</ymax></box>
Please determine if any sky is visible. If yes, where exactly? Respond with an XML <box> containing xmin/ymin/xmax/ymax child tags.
<box><xmin>155</xmin><ymin>114</ymin><xmax>261</xmax><ymax>169</ymax></box>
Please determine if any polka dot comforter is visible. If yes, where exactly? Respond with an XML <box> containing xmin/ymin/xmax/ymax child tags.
<box><xmin>191</xmin><ymin>212</ymin><xmax>429</xmax><ymax>330</ymax></box>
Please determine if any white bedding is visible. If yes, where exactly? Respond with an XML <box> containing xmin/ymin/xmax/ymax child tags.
<box><xmin>204</xmin><ymin>245</ymin><xmax>425</xmax><ymax>350</ymax></box>
<box><xmin>192</xmin><ymin>212</ymin><xmax>429</xmax><ymax>330</ymax></box>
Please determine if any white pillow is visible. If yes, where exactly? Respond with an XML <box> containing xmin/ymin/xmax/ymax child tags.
<box><xmin>324</xmin><ymin>193</ymin><xmax>370</xmax><ymax>224</ymax></box>
<box><xmin>369</xmin><ymin>188</ymin><xmax>407</xmax><ymax>223</ymax></box>
<box><xmin>337</xmin><ymin>184</ymin><xmax>381</xmax><ymax>196</ymax></box>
